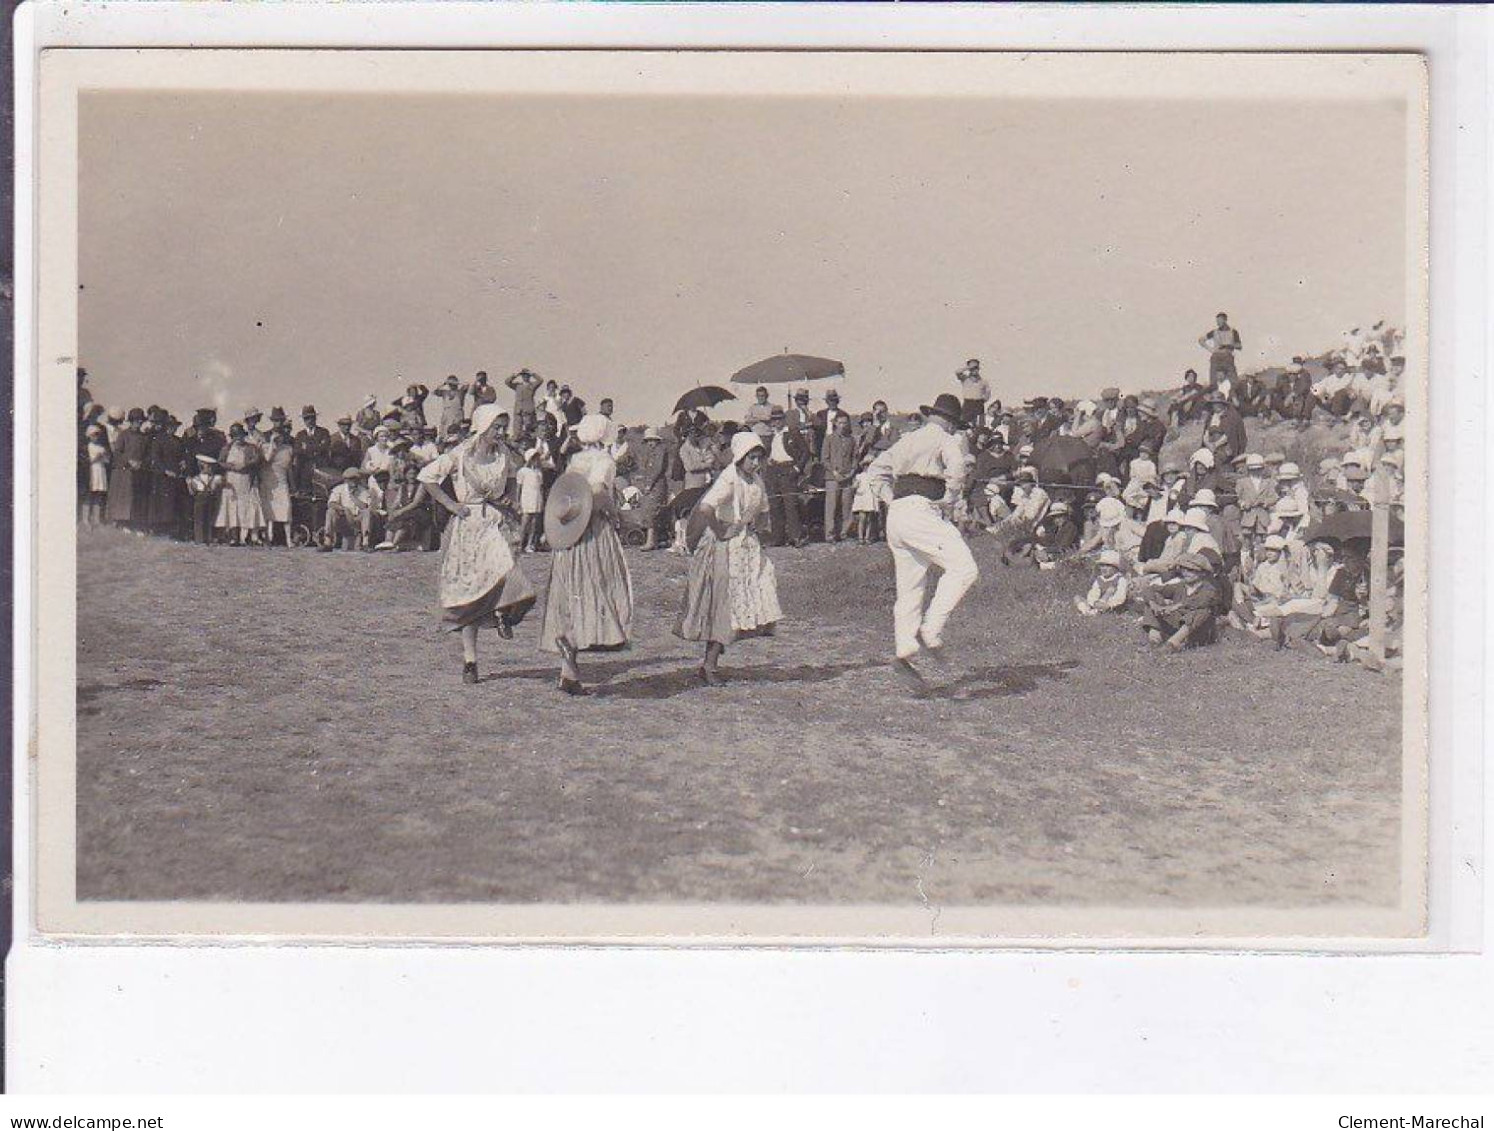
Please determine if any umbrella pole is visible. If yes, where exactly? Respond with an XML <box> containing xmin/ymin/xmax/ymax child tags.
<box><xmin>1366</xmin><ymin>464</ymin><xmax>1391</xmax><ymax>671</ymax></box>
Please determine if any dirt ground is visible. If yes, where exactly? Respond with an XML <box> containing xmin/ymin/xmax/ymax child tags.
<box><xmin>75</xmin><ymin>523</ymin><xmax>1402</xmax><ymax>910</ymax></box>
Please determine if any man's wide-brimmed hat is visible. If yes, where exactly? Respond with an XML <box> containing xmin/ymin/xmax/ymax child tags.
<box><xmin>544</xmin><ymin>470</ymin><xmax>594</xmax><ymax>550</ymax></box>
<box><xmin>302</xmin><ymin>405</ymin><xmax>317</xmax><ymax>418</ymax></box>
<box><xmin>919</xmin><ymin>393</ymin><xmax>967</xmax><ymax>428</ymax></box>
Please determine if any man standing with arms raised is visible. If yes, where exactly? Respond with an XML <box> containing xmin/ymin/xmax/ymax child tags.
<box><xmin>868</xmin><ymin>392</ymin><xmax>979</xmax><ymax>693</ymax></box>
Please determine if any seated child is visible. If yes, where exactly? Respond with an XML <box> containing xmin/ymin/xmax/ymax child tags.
<box><xmin>1074</xmin><ymin>549</ymin><xmax>1129</xmax><ymax>616</ymax></box>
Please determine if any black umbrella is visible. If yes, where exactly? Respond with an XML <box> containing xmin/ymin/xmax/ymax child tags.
<box><xmin>730</xmin><ymin>354</ymin><xmax>845</xmax><ymax>386</ymax></box>
<box><xmin>1305</xmin><ymin>508</ymin><xmax>1404</xmax><ymax>547</ymax></box>
<box><xmin>668</xmin><ymin>485</ymin><xmax>710</xmax><ymax>520</ymax></box>
<box><xmin>672</xmin><ymin>385</ymin><xmax>737</xmax><ymax>415</ymax></box>
<box><xmin>1031</xmin><ymin>435</ymin><xmax>1098</xmax><ymax>488</ymax></box>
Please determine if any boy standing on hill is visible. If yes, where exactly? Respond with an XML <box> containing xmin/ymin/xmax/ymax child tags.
<box><xmin>956</xmin><ymin>359</ymin><xmax>990</xmax><ymax>427</ymax></box>
<box><xmin>1199</xmin><ymin>312</ymin><xmax>1242</xmax><ymax>389</ymax></box>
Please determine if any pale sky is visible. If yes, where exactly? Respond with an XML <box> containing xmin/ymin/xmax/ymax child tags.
<box><xmin>79</xmin><ymin>89</ymin><xmax>1409</xmax><ymax>423</ymax></box>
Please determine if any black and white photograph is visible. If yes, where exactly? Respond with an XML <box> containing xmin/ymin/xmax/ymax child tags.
<box><xmin>32</xmin><ymin>47</ymin><xmax>1428</xmax><ymax>940</ymax></box>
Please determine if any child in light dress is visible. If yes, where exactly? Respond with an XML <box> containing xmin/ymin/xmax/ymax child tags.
<box><xmin>850</xmin><ymin>454</ymin><xmax>881</xmax><ymax>544</ymax></box>
<box><xmin>516</xmin><ymin>449</ymin><xmax>545</xmax><ymax>553</ymax></box>
<box><xmin>84</xmin><ymin>424</ymin><xmax>110</xmax><ymax>526</ymax></box>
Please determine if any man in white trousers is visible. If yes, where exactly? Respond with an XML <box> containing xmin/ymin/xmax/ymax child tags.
<box><xmin>868</xmin><ymin>392</ymin><xmax>979</xmax><ymax>693</ymax></box>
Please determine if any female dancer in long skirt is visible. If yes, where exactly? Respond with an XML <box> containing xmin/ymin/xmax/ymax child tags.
<box><xmin>675</xmin><ymin>431</ymin><xmax>783</xmax><ymax>685</ymax></box>
<box><xmin>539</xmin><ymin>414</ymin><xmax>634</xmax><ymax>695</ymax></box>
<box><xmin>417</xmin><ymin>404</ymin><xmax>537</xmax><ymax>684</ymax></box>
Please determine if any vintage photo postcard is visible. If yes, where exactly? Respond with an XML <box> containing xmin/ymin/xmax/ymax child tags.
<box><xmin>26</xmin><ymin>47</ymin><xmax>1429</xmax><ymax>943</ymax></box>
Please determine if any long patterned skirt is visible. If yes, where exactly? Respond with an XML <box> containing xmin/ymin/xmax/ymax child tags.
<box><xmin>674</xmin><ymin>527</ymin><xmax>782</xmax><ymax>646</ymax></box>
<box><xmin>438</xmin><ymin>505</ymin><xmax>536</xmax><ymax>632</ymax></box>
<box><xmin>538</xmin><ymin>513</ymin><xmax>633</xmax><ymax>653</ymax></box>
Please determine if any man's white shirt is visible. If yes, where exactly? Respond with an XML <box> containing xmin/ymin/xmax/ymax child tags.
<box><xmin>869</xmin><ymin>422</ymin><xmax>968</xmax><ymax>505</ymax></box>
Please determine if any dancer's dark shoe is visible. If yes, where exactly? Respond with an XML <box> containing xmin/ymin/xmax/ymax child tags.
<box><xmin>892</xmin><ymin>657</ymin><xmax>929</xmax><ymax>697</ymax></box>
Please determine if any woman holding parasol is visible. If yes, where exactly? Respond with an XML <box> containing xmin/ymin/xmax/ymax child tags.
<box><xmin>538</xmin><ymin>414</ymin><xmax>635</xmax><ymax>695</ymax></box>
<box><xmin>416</xmin><ymin>403</ymin><xmax>537</xmax><ymax>684</ymax></box>
<box><xmin>675</xmin><ymin>431</ymin><xmax>783</xmax><ymax>686</ymax></box>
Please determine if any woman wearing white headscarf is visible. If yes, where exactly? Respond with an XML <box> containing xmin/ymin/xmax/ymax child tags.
<box><xmin>538</xmin><ymin>413</ymin><xmax>634</xmax><ymax>695</ymax></box>
<box><xmin>675</xmin><ymin>431</ymin><xmax>782</xmax><ymax>685</ymax></box>
<box><xmin>417</xmin><ymin>403</ymin><xmax>537</xmax><ymax>684</ymax></box>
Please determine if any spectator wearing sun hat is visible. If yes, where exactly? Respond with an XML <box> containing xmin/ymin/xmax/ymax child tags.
<box><xmin>1142</xmin><ymin>551</ymin><xmax>1221</xmax><ymax>650</ymax></box>
<box><xmin>1029</xmin><ymin>499</ymin><xmax>1081</xmax><ymax>565</ymax></box>
<box><xmin>1178</xmin><ymin>447</ymin><xmax>1218</xmax><ymax>510</ymax></box>
<box><xmin>1180</xmin><ymin>506</ymin><xmax>1221</xmax><ymax>557</ymax></box>
<box><xmin>1367</xmin><ymin>450</ymin><xmax>1406</xmax><ymax>506</ymax></box>
<box><xmin>1205</xmin><ymin>390</ymin><xmax>1248</xmax><ymax>463</ymax></box>
<box><xmin>630</xmin><ymin>426</ymin><xmax>669</xmax><ymax>551</ymax></box>
<box><xmin>1186</xmin><ymin>489</ymin><xmax>1233</xmax><ymax>559</ymax></box>
<box><xmin>1008</xmin><ymin>465</ymin><xmax>1051</xmax><ymax>525</ymax></box>
<box><xmin>1231</xmin><ymin>533</ymin><xmax>1291</xmax><ymax>630</ymax></box>
<box><xmin>1267</xmin><ymin>495</ymin><xmax>1314</xmax><ymax>591</ymax></box>
<box><xmin>1079</xmin><ymin>489</ymin><xmax>1143</xmax><ymax>564</ymax></box>
<box><xmin>1138</xmin><ymin>508</ymin><xmax>1193</xmax><ymax>578</ymax></box>
<box><xmin>1075</xmin><ymin>549</ymin><xmax>1130</xmax><ymax>616</ymax></box>
<box><xmin>1235</xmin><ymin>453</ymin><xmax>1277</xmax><ymax>562</ymax></box>
<box><xmin>1273</xmin><ymin>460</ymin><xmax>1313</xmax><ymax>521</ymax></box>
<box><xmin>361</xmin><ymin>426</ymin><xmax>396</xmax><ymax>475</ymax></box>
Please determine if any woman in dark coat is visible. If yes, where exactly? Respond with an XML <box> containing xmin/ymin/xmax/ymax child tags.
<box><xmin>147</xmin><ymin>417</ymin><xmax>187</xmax><ymax>537</ymax></box>
<box><xmin>105</xmin><ymin>408</ymin><xmax>150</xmax><ymax>530</ymax></box>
